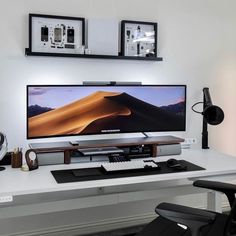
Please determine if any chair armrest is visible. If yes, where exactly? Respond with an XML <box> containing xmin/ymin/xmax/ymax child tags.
<box><xmin>156</xmin><ymin>202</ymin><xmax>216</xmax><ymax>223</ymax></box>
<box><xmin>194</xmin><ymin>180</ymin><xmax>236</xmax><ymax>207</ymax></box>
<box><xmin>156</xmin><ymin>202</ymin><xmax>216</xmax><ymax>236</ymax></box>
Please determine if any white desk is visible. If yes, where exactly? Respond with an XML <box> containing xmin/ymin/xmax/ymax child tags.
<box><xmin>0</xmin><ymin>149</ymin><xmax>236</xmax><ymax>218</ymax></box>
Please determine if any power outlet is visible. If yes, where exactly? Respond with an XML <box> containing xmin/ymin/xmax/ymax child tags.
<box><xmin>0</xmin><ymin>195</ymin><xmax>13</xmax><ymax>203</ymax></box>
<box><xmin>184</xmin><ymin>138</ymin><xmax>197</xmax><ymax>144</ymax></box>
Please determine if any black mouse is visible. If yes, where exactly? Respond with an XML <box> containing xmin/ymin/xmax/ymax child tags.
<box><xmin>166</xmin><ymin>158</ymin><xmax>187</xmax><ymax>171</ymax></box>
<box><xmin>144</xmin><ymin>164</ymin><xmax>152</xmax><ymax>169</ymax></box>
<box><xmin>167</xmin><ymin>158</ymin><xmax>179</xmax><ymax>167</ymax></box>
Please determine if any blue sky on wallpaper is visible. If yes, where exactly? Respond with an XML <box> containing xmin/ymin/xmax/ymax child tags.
<box><xmin>28</xmin><ymin>86</ymin><xmax>185</xmax><ymax>108</ymax></box>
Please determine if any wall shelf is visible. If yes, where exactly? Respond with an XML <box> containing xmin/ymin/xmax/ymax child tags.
<box><xmin>25</xmin><ymin>48</ymin><xmax>163</xmax><ymax>61</ymax></box>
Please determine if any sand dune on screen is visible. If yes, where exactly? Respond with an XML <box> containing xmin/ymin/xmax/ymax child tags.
<box><xmin>28</xmin><ymin>91</ymin><xmax>131</xmax><ymax>138</ymax></box>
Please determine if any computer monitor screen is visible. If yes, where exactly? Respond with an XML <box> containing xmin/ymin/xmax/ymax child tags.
<box><xmin>27</xmin><ymin>85</ymin><xmax>186</xmax><ymax>139</ymax></box>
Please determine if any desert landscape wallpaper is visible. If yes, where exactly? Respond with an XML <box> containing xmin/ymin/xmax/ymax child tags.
<box><xmin>27</xmin><ymin>86</ymin><xmax>186</xmax><ymax>138</ymax></box>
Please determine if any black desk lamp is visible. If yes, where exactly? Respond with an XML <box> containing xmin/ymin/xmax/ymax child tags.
<box><xmin>192</xmin><ymin>88</ymin><xmax>224</xmax><ymax>149</ymax></box>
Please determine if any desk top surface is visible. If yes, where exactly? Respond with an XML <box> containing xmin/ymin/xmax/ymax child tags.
<box><xmin>1</xmin><ymin>149</ymin><xmax>236</xmax><ymax>196</ymax></box>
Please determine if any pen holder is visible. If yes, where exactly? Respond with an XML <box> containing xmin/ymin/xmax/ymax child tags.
<box><xmin>11</xmin><ymin>151</ymin><xmax>22</xmax><ymax>168</ymax></box>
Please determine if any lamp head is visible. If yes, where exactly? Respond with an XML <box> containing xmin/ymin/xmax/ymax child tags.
<box><xmin>203</xmin><ymin>105</ymin><xmax>224</xmax><ymax>125</ymax></box>
<box><xmin>202</xmin><ymin>87</ymin><xmax>224</xmax><ymax>126</ymax></box>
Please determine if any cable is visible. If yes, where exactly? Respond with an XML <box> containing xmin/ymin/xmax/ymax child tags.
<box><xmin>191</xmin><ymin>102</ymin><xmax>203</xmax><ymax>114</ymax></box>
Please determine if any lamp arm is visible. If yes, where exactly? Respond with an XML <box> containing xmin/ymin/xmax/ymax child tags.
<box><xmin>202</xmin><ymin>88</ymin><xmax>209</xmax><ymax>149</ymax></box>
<box><xmin>202</xmin><ymin>119</ymin><xmax>209</xmax><ymax>149</ymax></box>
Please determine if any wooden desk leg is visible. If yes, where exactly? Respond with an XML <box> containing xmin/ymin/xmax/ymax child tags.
<box><xmin>151</xmin><ymin>144</ymin><xmax>157</xmax><ymax>157</ymax></box>
<box><xmin>64</xmin><ymin>150</ymin><xmax>71</xmax><ymax>164</ymax></box>
<box><xmin>207</xmin><ymin>191</ymin><xmax>222</xmax><ymax>213</ymax></box>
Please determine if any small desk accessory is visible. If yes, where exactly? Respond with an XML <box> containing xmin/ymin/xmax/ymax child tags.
<box><xmin>25</xmin><ymin>149</ymin><xmax>38</xmax><ymax>171</ymax></box>
<box><xmin>21</xmin><ymin>164</ymin><xmax>29</xmax><ymax>172</ymax></box>
<box><xmin>11</xmin><ymin>148</ymin><xmax>23</xmax><ymax>168</ymax></box>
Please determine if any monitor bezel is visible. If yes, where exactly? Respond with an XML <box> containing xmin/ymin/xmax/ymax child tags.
<box><xmin>26</xmin><ymin>84</ymin><xmax>187</xmax><ymax>139</ymax></box>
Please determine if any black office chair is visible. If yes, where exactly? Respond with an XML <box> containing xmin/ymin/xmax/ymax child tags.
<box><xmin>136</xmin><ymin>180</ymin><xmax>236</xmax><ymax>236</ymax></box>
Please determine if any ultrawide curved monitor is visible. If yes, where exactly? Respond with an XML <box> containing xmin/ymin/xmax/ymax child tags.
<box><xmin>27</xmin><ymin>85</ymin><xmax>186</xmax><ymax>139</ymax></box>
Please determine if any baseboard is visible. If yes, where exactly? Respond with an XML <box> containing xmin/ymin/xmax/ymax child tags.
<box><xmin>3</xmin><ymin>203</ymin><xmax>230</xmax><ymax>236</ymax></box>
<box><xmin>3</xmin><ymin>212</ymin><xmax>156</xmax><ymax>236</ymax></box>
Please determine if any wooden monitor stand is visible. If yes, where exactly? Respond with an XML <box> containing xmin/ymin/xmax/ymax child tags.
<box><xmin>28</xmin><ymin>135</ymin><xmax>184</xmax><ymax>164</ymax></box>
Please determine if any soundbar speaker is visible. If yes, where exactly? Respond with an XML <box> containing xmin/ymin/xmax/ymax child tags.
<box><xmin>156</xmin><ymin>143</ymin><xmax>181</xmax><ymax>156</ymax></box>
<box><xmin>37</xmin><ymin>152</ymin><xmax>64</xmax><ymax>166</ymax></box>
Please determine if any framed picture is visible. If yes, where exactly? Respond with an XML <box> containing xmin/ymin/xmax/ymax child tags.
<box><xmin>121</xmin><ymin>20</ymin><xmax>157</xmax><ymax>57</ymax></box>
<box><xmin>28</xmin><ymin>14</ymin><xmax>85</xmax><ymax>55</ymax></box>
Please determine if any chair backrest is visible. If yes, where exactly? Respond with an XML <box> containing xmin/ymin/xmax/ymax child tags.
<box><xmin>224</xmin><ymin>199</ymin><xmax>236</xmax><ymax>236</ymax></box>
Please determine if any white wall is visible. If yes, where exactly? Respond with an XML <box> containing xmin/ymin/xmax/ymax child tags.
<box><xmin>0</xmin><ymin>0</ymin><xmax>236</xmax><ymax>235</ymax></box>
<box><xmin>0</xmin><ymin>0</ymin><xmax>235</xmax><ymax>154</ymax></box>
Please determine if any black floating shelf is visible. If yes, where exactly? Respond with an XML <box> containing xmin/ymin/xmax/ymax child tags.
<box><xmin>25</xmin><ymin>48</ymin><xmax>163</xmax><ymax>61</ymax></box>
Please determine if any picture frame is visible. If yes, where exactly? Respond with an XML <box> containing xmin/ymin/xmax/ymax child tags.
<box><xmin>28</xmin><ymin>14</ymin><xmax>85</xmax><ymax>55</ymax></box>
<box><xmin>121</xmin><ymin>20</ymin><xmax>157</xmax><ymax>57</ymax></box>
